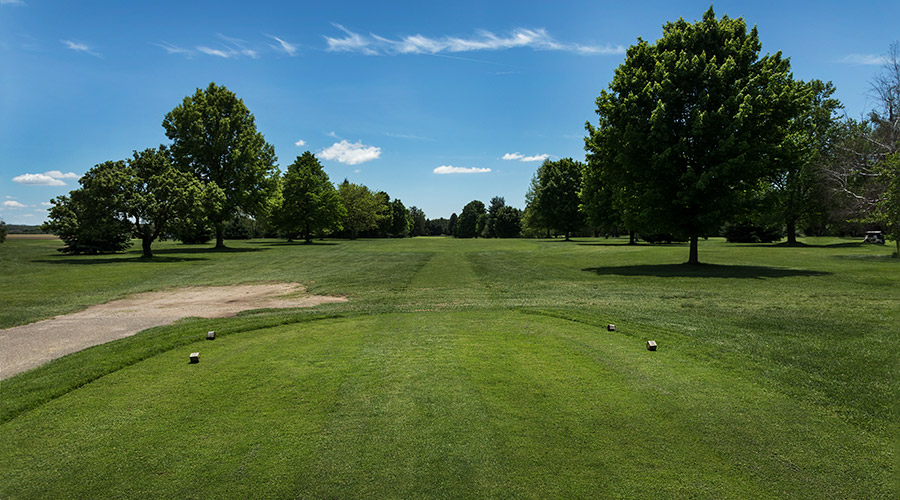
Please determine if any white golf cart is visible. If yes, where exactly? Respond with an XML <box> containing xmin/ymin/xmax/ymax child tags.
<box><xmin>863</xmin><ymin>231</ymin><xmax>885</xmax><ymax>244</ymax></box>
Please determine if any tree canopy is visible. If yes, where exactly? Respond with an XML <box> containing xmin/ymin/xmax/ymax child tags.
<box><xmin>44</xmin><ymin>161</ymin><xmax>134</xmax><ymax>254</ymax></box>
<box><xmin>586</xmin><ymin>7</ymin><xmax>795</xmax><ymax>262</ymax></box>
<box><xmin>337</xmin><ymin>180</ymin><xmax>387</xmax><ymax>239</ymax></box>
<box><xmin>126</xmin><ymin>147</ymin><xmax>220</xmax><ymax>257</ymax></box>
<box><xmin>455</xmin><ymin>200</ymin><xmax>486</xmax><ymax>238</ymax></box>
<box><xmin>768</xmin><ymin>80</ymin><xmax>842</xmax><ymax>244</ymax></box>
<box><xmin>163</xmin><ymin>82</ymin><xmax>279</xmax><ymax>248</ymax></box>
<box><xmin>276</xmin><ymin>152</ymin><xmax>345</xmax><ymax>243</ymax></box>
<box><xmin>527</xmin><ymin>159</ymin><xmax>585</xmax><ymax>240</ymax></box>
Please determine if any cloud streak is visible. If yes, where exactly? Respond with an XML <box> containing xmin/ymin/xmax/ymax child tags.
<box><xmin>433</xmin><ymin>165</ymin><xmax>491</xmax><ymax>174</ymax></box>
<box><xmin>839</xmin><ymin>53</ymin><xmax>889</xmax><ymax>65</ymax></box>
<box><xmin>326</xmin><ymin>25</ymin><xmax>624</xmax><ymax>56</ymax></box>
<box><xmin>160</xmin><ymin>34</ymin><xmax>261</xmax><ymax>59</ymax></box>
<box><xmin>62</xmin><ymin>39</ymin><xmax>101</xmax><ymax>57</ymax></box>
<box><xmin>267</xmin><ymin>34</ymin><xmax>298</xmax><ymax>56</ymax></box>
<box><xmin>319</xmin><ymin>140</ymin><xmax>381</xmax><ymax>165</ymax></box>
<box><xmin>2</xmin><ymin>200</ymin><xmax>27</xmax><ymax>208</ymax></box>
<box><xmin>503</xmin><ymin>152</ymin><xmax>549</xmax><ymax>162</ymax></box>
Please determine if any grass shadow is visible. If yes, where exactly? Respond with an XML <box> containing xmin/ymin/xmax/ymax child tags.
<box><xmin>582</xmin><ymin>263</ymin><xmax>829</xmax><ymax>279</ymax></box>
<box><xmin>149</xmin><ymin>246</ymin><xmax>268</xmax><ymax>255</ymax></box>
<box><xmin>258</xmin><ymin>241</ymin><xmax>340</xmax><ymax>246</ymax></box>
<box><xmin>33</xmin><ymin>255</ymin><xmax>208</xmax><ymax>265</ymax></box>
<box><xmin>741</xmin><ymin>241</ymin><xmax>863</xmax><ymax>249</ymax></box>
<box><xmin>577</xmin><ymin>242</ymin><xmax>649</xmax><ymax>247</ymax></box>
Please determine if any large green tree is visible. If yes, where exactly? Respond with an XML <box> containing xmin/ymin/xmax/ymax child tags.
<box><xmin>388</xmin><ymin>199</ymin><xmax>411</xmax><ymax>237</ymax></box>
<box><xmin>483</xmin><ymin>196</ymin><xmax>506</xmax><ymax>238</ymax></box>
<box><xmin>493</xmin><ymin>205</ymin><xmax>522</xmax><ymax>238</ymax></box>
<box><xmin>163</xmin><ymin>83</ymin><xmax>279</xmax><ymax>249</ymax></box>
<box><xmin>126</xmin><ymin>147</ymin><xmax>222</xmax><ymax>258</ymax></box>
<box><xmin>276</xmin><ymin>152</ymin><xmax>345</xmax><ymax>243</ymax></box>
<box><xmin>527</xmin><ymin>158</ymin><xmax>585</xmax><ymax>241</ymax></box>
<box><xmin>337</xmin><ymin>180</ymin><xmax>386</xmax><ymax>239</ymax></box>
<box><xmin>455</xmin><ymin>200</ymin><xmax>486</xmax><ymax>238</ymax></box>
<box><xmin>408</xmin><ymin>206</ymin><xmax>427</xmax><ymax>237</ymax></box>
<box><xmin>769</xmin><ymin>80</ymin><xmax>842</xmax><ymax>244</ymax></box>
<box><xmin>586</xmin><ymin>7</ymin><xmax>795</xmax><ymax>263</ymax></box>
<box><xmin>44</xmin><ymin>161</ymin><xmax>134</xmax><ymax>254</ymax></box>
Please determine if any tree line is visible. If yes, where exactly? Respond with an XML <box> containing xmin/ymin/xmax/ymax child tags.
<box><xmin>43</xmin><ymin>84</ymin><xmax>436</xmax><ymax>257</ymax></box>
<box><xmin>41</xmin><ymin>9</ymin><xmax>898</xmax><ymax>262</ymax></box>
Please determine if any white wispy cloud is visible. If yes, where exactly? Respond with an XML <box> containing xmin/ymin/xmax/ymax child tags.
<box><xmin>319</xmin><ymin>140</ymin><xmax>381</xmax><ymax>165</ymax></box>
<box><xmin>156</xmin><ymin>41</ymin><xmax>194</xmax><ymax>57</ymax></box>
<box><xmin>325</xmin><ymin>25</ymin><xmax>624</xmax><ymax>57</ymax></box>
<box><xmin>188</xmin><ymin>34</ymin><xmax>260</xmax><ymax>59</ymax></box>
<box><xmin>62</xmin><ymin>39</ymin><xmax>101</xmax><ymax>57</ymax></box>
<box><xmin>2</xmin><ymin>200</ymin><xmax>27</xmax><ymax>208</ymax></box>
<box><xmin>267</xmin><ymin>34</ymin><xmax>298</xmax><ymax>56</ymax></box>
<box><xmin>12</xmin><ymin>171</ymin><xmax>77</xmax><ymax>186</ymax></box>
<box><xmin>197</xmin><ymin>46</ymin><xmax>232</xmax><ymax>58</ymax></box>
<box><xmin>384</xmin><ymin>132</ymin><xmax>434</xmax><ymax>141</ymax></box>
<box><xmin>295</xmin><ymin>139</ymin><xmax>307</xmax><ymax>147</ymax></box>
<box><xmin>503</xmin><ymin>152</ymin><xmax>549</xmax><ymax>162</ymax></box>
<box><xmin>839</xmin><ymin>53</ymin><xmax>889</xmax><ymax>65</ymax></box>
<box><xmin>433</xmin><ymin>165</ymin><xmax>491</xmax><ymax>174</ymax></box>
<box><xmin>1</xmin><ymin>0</ymin><xmax>26</xmax><ymax>5</ymax></box>
<box><xmin>325</xmin><ymin>24</ymin><xmax>378</xmax><ymax>55</ymax></box>
<box><xmin>41</xmin><ymin>201</ymin><xmax>52</xmax><ymax>206</ymax></box>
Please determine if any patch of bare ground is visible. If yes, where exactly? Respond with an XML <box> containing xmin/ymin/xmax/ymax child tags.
<box><xmin>0</xmin><ymin>283</ymin><xmax>346</xmax><ymax>379</ymax></box>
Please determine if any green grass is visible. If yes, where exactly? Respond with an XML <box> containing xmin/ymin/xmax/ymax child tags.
<box><xmin>1</xmin><ymin>236</ymin><xmax>897</xmax><ymax>498</ymax></box>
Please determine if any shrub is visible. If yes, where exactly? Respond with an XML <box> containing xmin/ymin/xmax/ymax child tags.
<box><xmin>722</xmin><ymin>223</ymin><xmax>783</xmax><ymax>243</ymax></box>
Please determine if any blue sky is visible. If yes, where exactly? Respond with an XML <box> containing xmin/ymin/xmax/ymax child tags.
<box><xmin>1</xmin><ymin>0</ymin><xmax>898</xmax><ymax>225</ymax></box>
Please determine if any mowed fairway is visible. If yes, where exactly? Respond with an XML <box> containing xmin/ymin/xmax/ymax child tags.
<box><xmin>1</xmin><ymin>237</ymin><xmax>897</xmax><ymax>498</ymax></box>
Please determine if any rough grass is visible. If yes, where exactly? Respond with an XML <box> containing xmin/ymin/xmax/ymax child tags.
<box><xmin>0</xmin><ymin>236</ymin><xmax>897</xmax><ymax>498</ymax></box>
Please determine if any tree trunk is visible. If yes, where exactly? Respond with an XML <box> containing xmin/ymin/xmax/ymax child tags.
<box><xmin>564</xmin><ymin>231</ymin><xmax>570</xmax><ymax>241</ymax></box>
<box><xmin>142</xmin><ymin>236</ymin><xmax>153</xmax><ymax>258</ymax></box>
<box><xmin>304</xmin><ymin>223</ymin><xmax>312</xmax><ymax>244</ymax></box>
<box><xmin>215</xmin><ymin>225</ymin><xmax>226</xmax><ymax>249</ymax></box>
<box><xmin>628</xmin><ymin>231</ymin><xmax>636</xmax><ymax>245</ymax></box>
<box><xmin>786</xmin><ymin>220</ymin><xmax>797</xmax><ymax>245</ymax></box>
<box><xmin>688</xmin><ymin>234</ymin><xmax>699</xmax><ymax>264</ymax></box>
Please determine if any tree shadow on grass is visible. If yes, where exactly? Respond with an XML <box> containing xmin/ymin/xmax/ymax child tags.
<box><xmin>150</xmin><ymin>246</ymin><xmax>268</xmax><ymax>255</ymax></box>
<box><xmin>582</xmin><ymin>263</ymin><xmax>829</xmax><ymax>279</ymax></box>
<box><xmin>741</xmin><ymin>241</ymin><xmax>863</xmax><ymax>249</ymax></box>
<box><xmin>258</xmin><ymin>241</ymin><xmax>340</xmax><ymax>246</ymax></box>
<box><xmin>577</xmin><ymin>242</ymin><xmax>651</xmax><ymax>247</ymax></box>
<box><xmin>33</xmin><ymin>255</ymin><xmax>208</xmax><ymax>265</ymax></box>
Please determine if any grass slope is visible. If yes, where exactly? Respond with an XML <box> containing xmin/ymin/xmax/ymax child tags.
<box><xmin>1</xmin><ymin>237</ymin><xmax>897</xmax><ymax>498</ymax></box>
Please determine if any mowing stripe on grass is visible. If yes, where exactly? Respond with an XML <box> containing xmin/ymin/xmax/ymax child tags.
<box><xmin>0</xmin><ymin>311</ymin><xmax>892</xmax><ymax>498</ymax></box>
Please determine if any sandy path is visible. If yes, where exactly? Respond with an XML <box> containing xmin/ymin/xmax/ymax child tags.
<box><xmin>0</xmin><ymin>283</ymin><xmax>346</xmax><ymax>380</ymax></box>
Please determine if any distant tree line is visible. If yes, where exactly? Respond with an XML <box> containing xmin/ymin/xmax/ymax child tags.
<box><xmin>43</xmin><ymin>83</ymin><xmax>435</xmax><ymax>257</ymax></box>
<box><xmin>449</xmin><ymin>197</ymin><xmax>524</xmax><ymax>238</ymax></box>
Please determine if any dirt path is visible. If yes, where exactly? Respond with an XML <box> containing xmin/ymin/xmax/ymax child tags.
<box><xmin>0</xmin><ymin>283</ymin><xmax>346</xmax><ymax>380</ymax></box>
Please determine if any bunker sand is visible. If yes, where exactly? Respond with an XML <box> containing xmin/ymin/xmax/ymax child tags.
<box><xmin>0</xmin><ymin>283</ymin><xmax>346</xmax><ymax>379</ymax></box>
